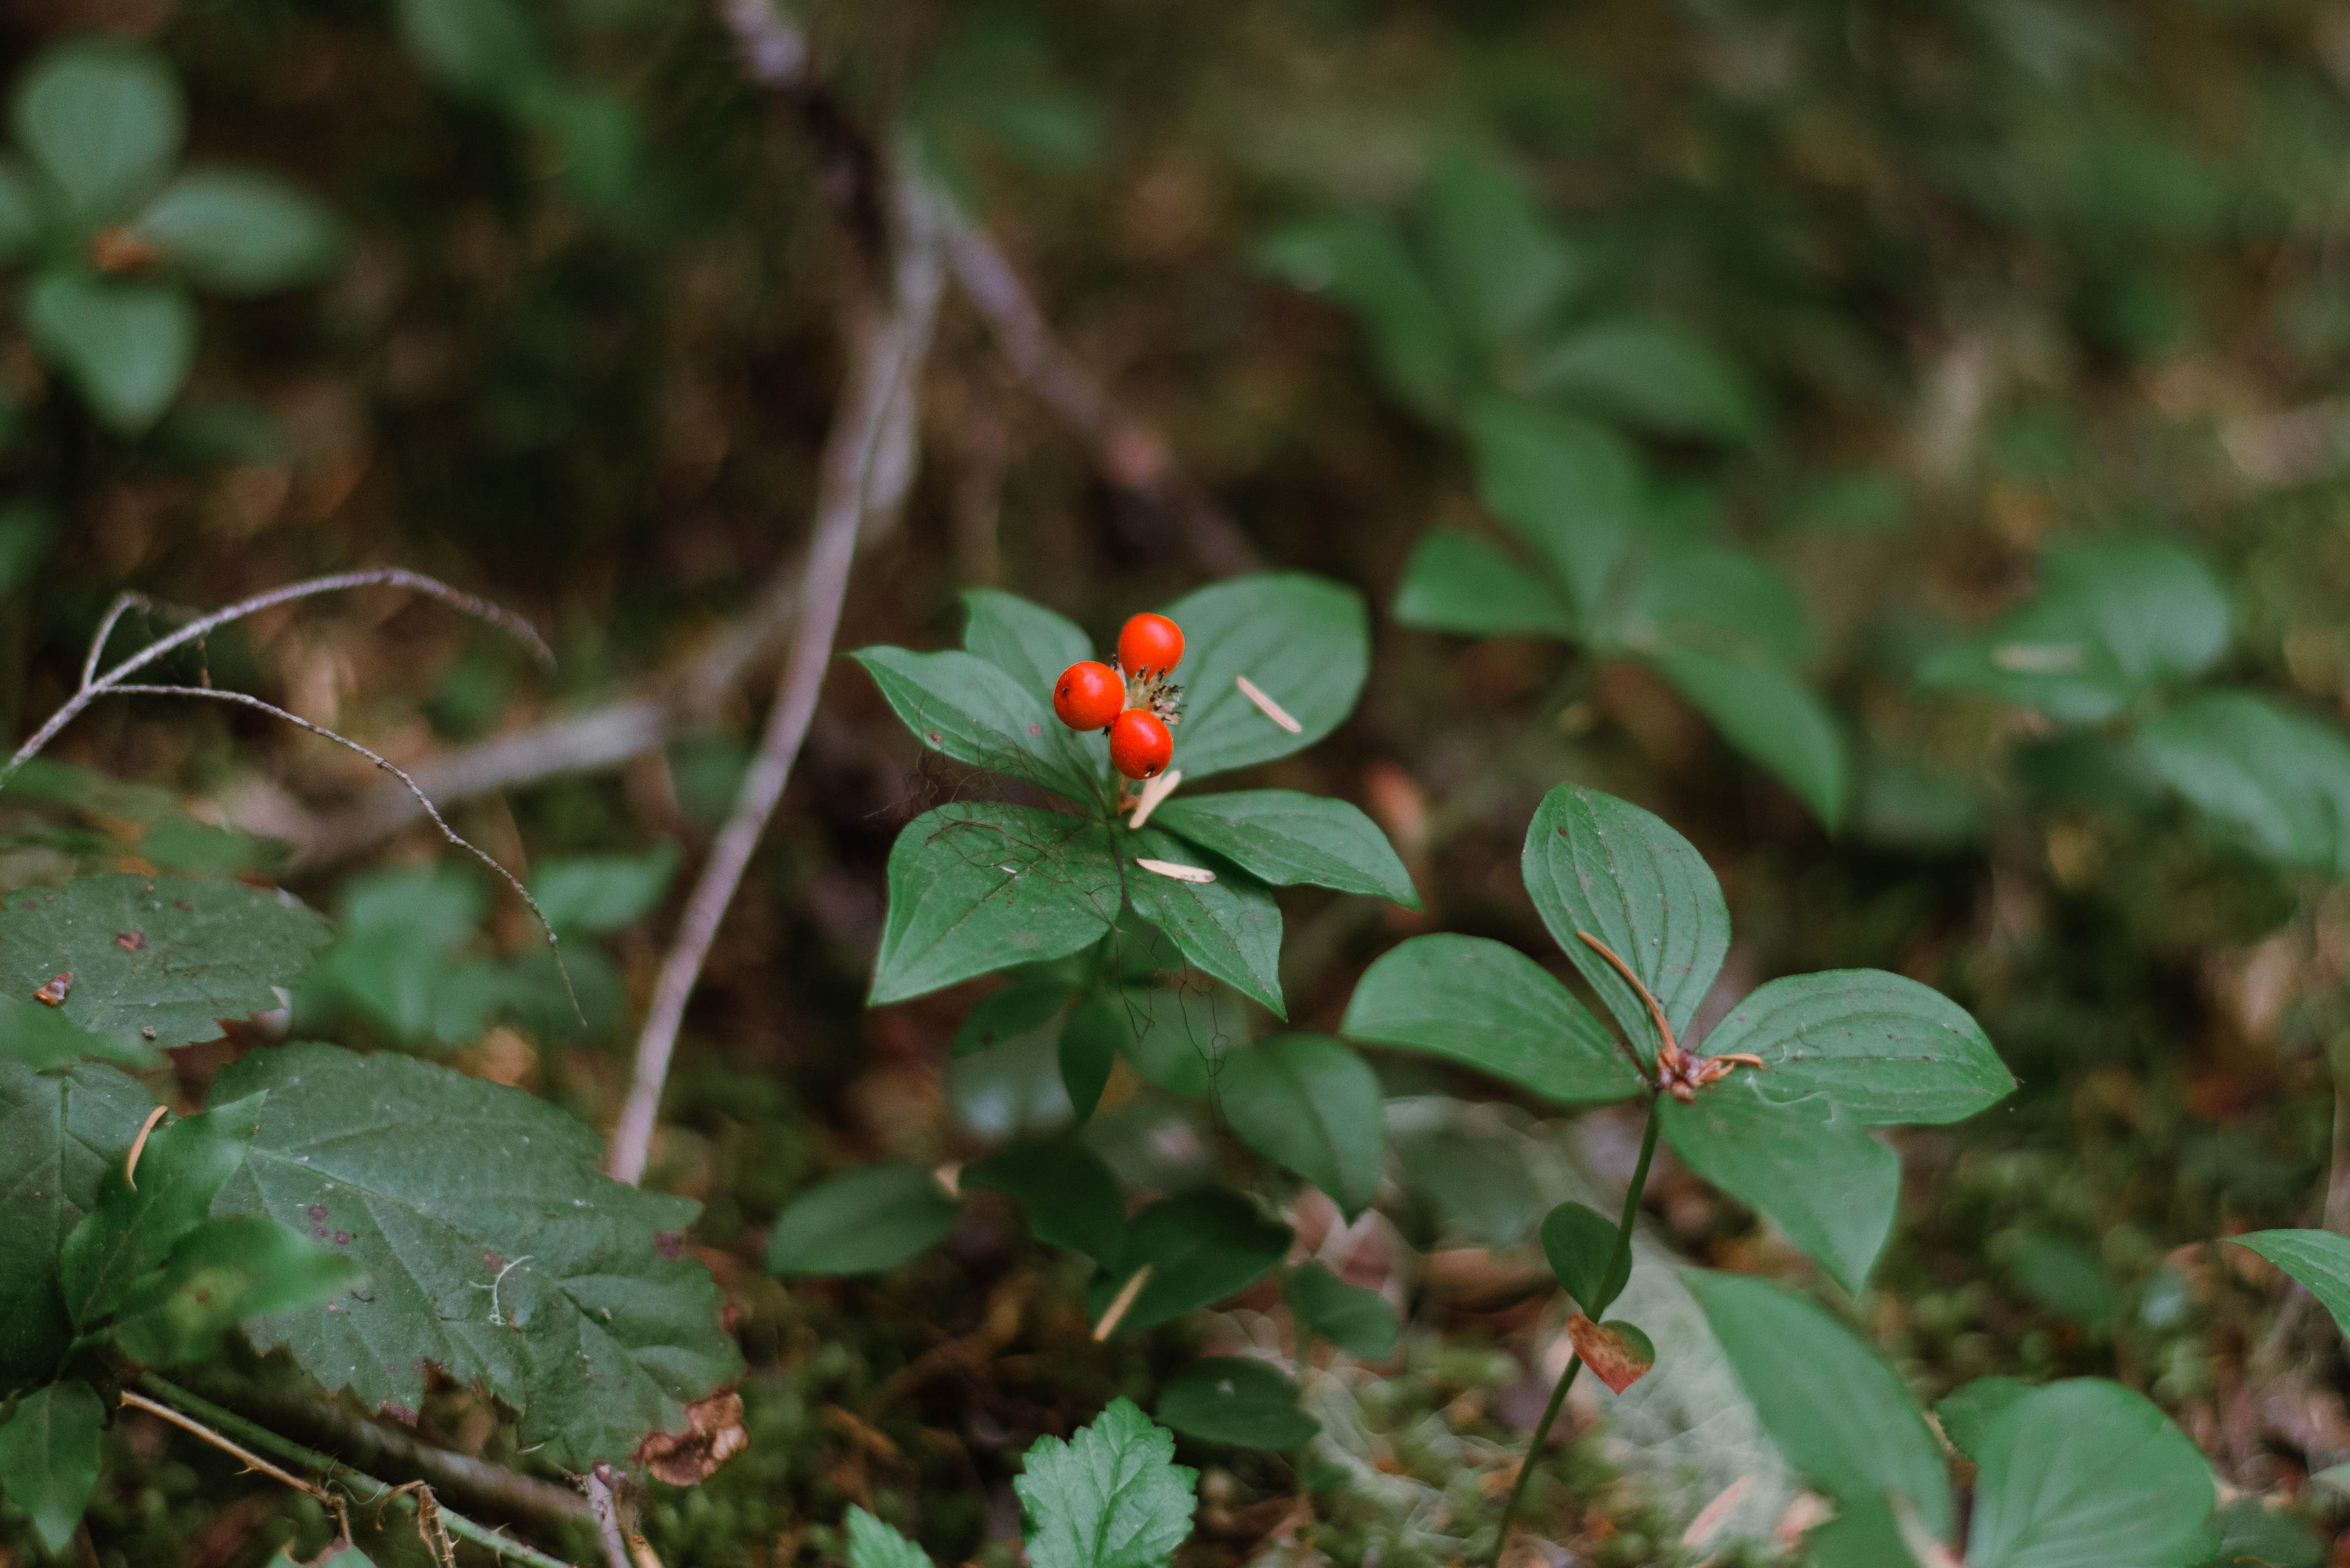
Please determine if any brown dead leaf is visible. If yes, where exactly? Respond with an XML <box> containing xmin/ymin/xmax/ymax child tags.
<box><xmin>635</xmin><ymin>1391</ymin><xmax>750</xmax><ymax>1486</ymax></box>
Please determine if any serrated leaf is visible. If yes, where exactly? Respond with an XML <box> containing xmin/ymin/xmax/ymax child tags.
<box><xmin>871</xmin><ymin>805</ymin><xmax>1122</xmax><ymax>1006</ymax></box>
<box><xmin>1531</xmin><ymin>314</ymin><xmax>1764</xmax><ymax>444</ymax></box>
<box><xmin>1522</xmin><ymin>785</ymin><xmax>1729</xmax><ymax>1062</ymax></box>
<box><xmin>964</xmin><ymin>1140</ymin><xmax>1125</xmax><ymax>1266</ymax></box>
<box><xmin>129</xmin><ymin>166</ymin><xmax>344</xmax><ymax>294</ymax></box>
<box><xmin>1254</xmin><ymin>214</ymin><xmax>1464</xmax><ymax>418</ymax></box>
<box><xmin>13</xmin><ymin>38</ymin><xmax>183</xmax><ymax>221</ymax></box>
<box><xmin>962</xmin><ymin>588</ymin><xmax>1094</xmax><ymax>695</ymax></box>
<box><xmin>1684</xmin><ymin>1269</ymin><xmax>1952</xmax><ymax>1542</ymax></box>
<box><xmin>528</xmin><ymin>841</ymin><xmax>681</xmax><ymax>933</ymax></box>
<box><xmin>1152</xmin><ymin>790</ymin><xmax>1419</xmax><ymax>908</ymax></box>
<box><xmin>0</xmin><ymin>874</ymin><xmax>329</xmax><ymax>1055</ymax></box>
<box><xmin>1283</xmin><ymin>1262</ymin><xmax>1396</xmax><ymax>1359</ymax></box>
<box><xmin>1696</xmin><ymin>970</ymin><xmax>2011</xmax><ymax>1126</ymax></box>
<box><xmin>1155</xmin><ymin>1356</ymin><xmax>1319</xmax><ymax>1449</ymax></box>
<box><xmin>1965</xmin><ymin>1380</ymin><xmax>2213</xmax><ymax>1568</ymax></box>
<box><xmin>1123</xmin><ymin>830</ymin><xmax>1284</xmax><ymax>1017</ymax></box>
<box><xmin>1419</xmin><ymin>149</ymin><xmax>1581</xmax><ymax>351</ymax></box>
<box><xmin>850</xmin><ymin>646</ymin><xmax>1102</xmax><ymax>805</ymax></box>
<box><xmin>0</xmin><ymin>1379</ymin><xmax>104</xmax><ymax>1553</ymax></box>
<box><xmin>24</xmin><ymin>270</ymin><xmax>197</xmax><ymax>432</ymax></box>
<box><xmin>1661</xmin><ymin>1084</ymin><xmax>1899</xmax><ymax>1294</ymax></box>
<box><xmin>1641</xmin><ymin>645</ymin><xmax>1848</xmax><ymax>830</ymax></box>
<box><xmin>210</xmin><ymin>1043</ymin><xmax>742</xmax><ymax>1470</ymax></box>
<box><xmin>846</xmin><ymin>1506</ymin><xmax>933</xmax><ymax>1568</ymax></box>
<box><xmin>2135</xmin><ymin>690</ymin><xmax>2350</xmax><ymax>877</ymax></box>
<box><xmin>0</xmin><ymin>994</ymin><xmax>150</xmax><ymax>1070</ymax></box>
<box><xmin>1934</xmin><ymin>1375</ymin><xmax>2030</xmax><ymax>1464</ymax></box>
<box><xmin>1015</xmin><ymin>1397</ymin><xmax>1198</xmax><ymax>1568</ymax></box>
<box><xmin>1390</xmin><ymin>529</ymin><xmax>1579</xmax><ymax>639</ymax></box>
<box><xmin>107</xmin><ymin>1214</ymin><xmax>362</xmax><ymax>1367</ymax></box>
<box><xmin>766</xmin><ymin>1164</ymin><xmax>961</xmax><ymax>1277</ymax></box>
<box><xmin>1464</xmin><ymin>397</ymin><xmax>1644</xmax><ymax>630</ymax></box>
<box><xmin>1094</xmin><ymin>1190</ymin><xmax>1290</xmax><ymax>1336</ymax></box>
<box><xmin>1342</xmin><ymin>934</ymin><xmax>1644</xmax><ymax>1103</ymax></box>
<box><xmin>60</xmin><ymin>1095</ymin><xmax>264</xmax><ymax>1331</ymax></box>
<box><xmin>1155</xmin><ymin>574</ymin><xmax>1368</xmax><ymax>782</ymax></box>
<box><xmin>1541</xmin><ymin>1200</ymin><xmax>1628</xmax><ymax>1315</ymax></box>
<box><xmin>1217</xmin><ymin>1034</ymin><xmax>1384</xmax><ymax>1220</ymax></box>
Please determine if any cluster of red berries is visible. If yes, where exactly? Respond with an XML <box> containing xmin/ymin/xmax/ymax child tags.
<box><xmin>1053</xmin><ymin>613</ymin><xmax>1184</xmax><ymax>780</ymax></box>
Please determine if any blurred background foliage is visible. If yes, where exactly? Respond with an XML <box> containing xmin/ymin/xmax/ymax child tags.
<box><xmin>10</xmin><ymin>0</ymin><xmax>2350</xmax><ymax>1564</ymax></box>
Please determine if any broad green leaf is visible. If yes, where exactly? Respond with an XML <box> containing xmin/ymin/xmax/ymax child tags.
<box><xmin>1419</xmin><ymin>150</ymin><xmax>1580</xmax><ymax>351</ymax></box>
<box><xmin>1390</xmin><ymin>529</ymin><xmax>1578</xmax><ymax>640</ymax></box>
<box><xmin>2200</xmin><ymin>1499</ymin><xmax>2323</xmax><ymax>1568</ymax></box>
<box><xmin>0</xmin><ymin>873</ymin><xmax>330</xmax><ymax>1055</ymax></box>
<box><xmin>1532</xmin><ymin>315</ymin><xmax>1763</xmax><ymax>444</ymax></box>
<box><xmin>1284</xmin><ymin>1263</ymin><xmax>1397</xmax><ymax>1359</ymax></box>
<box><xmin>1097</xmin><ymin>1190</ymin><xmax>1290</xmax><ymax>1335</ymax></box>
<box><xmin>962</xmin><ymin>587</ymin><xmax>1094</xmax><ymax>696</ymax></box>
<box><xmin>106</xmin><ymin>1214</ymin><xmax>361</xmax><ymax>1367</ymax></box>
<box><xmin>1464</xmin><ymin>396</ymin><xmax>1643</xmax><ymax>630</ymax></box>
<box><xmin>1661</xmin><ymin>1084</ymin><xmax>1899</xmax><ymax>1294</ymax></box>
<box><xmin>1153</xmin><ymin>790</ymin><xmax>1419</xmax><ymax>908</ymax></box>
<box><xmin>1085</xmin><ymin>979</ymin><xmax>1237</xmax><ymax>1097</ymax></box>
<box><xmin>528</xmin><ymin>841</ymin><xmax>681</xmax><ymax>933</ymax></box>
<box><xmin>1217</xmin><ymin>1034</ymin><xmax>1385</xmax><ymax>1219</ymax></box>
<box><xmin>1685</xmin><ymin>1269</ymin><xmax>1952</xmax><ymax>1542</ymax></box>
<box><xmin>1804</xmin><ymin>1495</ymin><xmax>1930</xmax><ymax>1568</ymax></box>
<box><xmin>1934</xmin><ymin>1375</ymin><xmax>2030</xmax><ymax>1463</ymax></box>
<box><xmin>2229</xmin><ymin>1230</ymin><xmax>2350</xmax><ymax>1341</ymax></box>
<box><xmin>1015</xmin><ymin>1397</ymin><xmax>1198</xmax><ymax>1568</ymax></box>
<box><xmin>767</xmin><ymin>1164</ymin><xmax>961</xmax><ymax>1277</ymax></box>
<box><xmin>60</xmin><ymin>1095</ymin><xmax>264</xmax><ymax>1331</ymax></box>
<box><xmin>1156</xmin><ymin>574</ymin><xmax>1368</xmax><ymax>782</ymax></box>
<box><xmin>0</xmin><ymin>994</ymin><xmax>148</xmax><ymax>1070</ymax></box>
<box><xmin>1522</xmin><ymin>784</ymin><xmax>1729</xmax><ymax>1061</ymax></box>
<box><xmin>1155</xmin><ymin>1357</ymin><xmax>1318</xmax><ymax>1449</ymax></box>
<box><xmin>1642</xmin><ymin>647</ymin><xmax>1847</xmax><ymax>829</ymax></box>
<box><xmin>395</xmin><ymin>0</ymin><xmax>553</xmax><ymax>104</ymax></box>
<box><xmin>955</xmin><ymin>976</ymin><xmax>1078</xmax><ymax>1059</ymax></box>
<box><xmin>129</xmin><ymin>167</ymin><xmax>343</xmax><ymax>294</ymax></box>
<box><xmin>965</xmin><ymin>1139</ymin><xmax>1126</xmax><ymax>1266</ymax></box>
<box><xmin>871</xmin><ymin>804</ymin><xmax>1122</xmax><ymax>1005</ymax></box>
<box><xmin>0</xmin><ymin>1379</ymin><xmax>103</xmax><ymax>1553</ymax></box>
<box><xmin>1255</xmin><ymin>214</ymin><xmax>1464</xmax><ymax>418</ymax></box>
<box><xmin>1615</xmin><ymin>544</ymin><xmax>1813</xmax><ymax>668</ymax></box>
<box><xmin>1541</xmin><ymin>1200</ymin><xmax>1628</xmax><ymax>1315</ymax></box>
<box><xmin>1917</xmin><ymin>537</ymin><xmax>2230</xmax><ymax>724</ymax></box>
<box><xmin>1396</xmin><ymin>1130</ymin><xmax>1541</xmax><ymax>1247</ymax></box>
<box><xmin>1696</xmin><ymin>970</ymin><xmax>2011</xmax><ymax>1126</ymax></box>
<box><xmin>0</xmin><ymin>1062</ymin><xmax>156</xmax><ymax>1392</ymax></box>
<box><xmin>12</xmin><ymin>39</ymin><xmax>182</xmax><ymax>221</ymax></box>
<box><xmin>851</xmin><ymin>646</ymin><xmax>1100</xmax><ymax>804</ymax></box>
<box><xmin>846</xmin><ymin>1506</ymin><xmax>933</xmax><ymax>1568</ymax></box>
<box><xmin>212</xmin><ymin>1043</ymin><xmax>742</xmax><ymax>1470</ymax></box>
<box><xmin>2135</xmin><ymin>691</ymin><xmax>2350</xmax><ymax>877</ymax></box>
<box><xmin>1123</xmin><ymin>831</ymin><xmax>1285</xmax><ymax>1017</ymax></box>
<box><xmin>23</xmin><ymin>270</ymin><xmax>197</xmax><ymax>432</ymax></box>
<box><xmin>1059</xmin><ymin>991</ymin><xmax>1124</xmax><ymax>1118</ymax></box>
<box><xmin>1342</xmin><ymin>934</ymin><xmax>1642</xmax><ymax>1103</ymax></box>
<box><xmin>1965</xmin><ymin>1379</ymin><xmax>2214</xmax><ymax>1568</ymax></box>
<box><xmin>0</xmin><ymin>158</ymin><xmax>43</xmax><ymax>260</ymax></box>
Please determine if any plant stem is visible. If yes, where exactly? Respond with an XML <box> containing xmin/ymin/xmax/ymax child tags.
<box><xmin>1485</xmin><ymin>1098</ymin><xmax>1663</xmax><ymax>1568</ymax></box>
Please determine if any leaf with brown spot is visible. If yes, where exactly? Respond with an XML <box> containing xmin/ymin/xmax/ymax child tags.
<box><xmin>635</xmin><ymin>1390</ymin><xmax>750</xmax><ymax>1485</ymax></box>
<box><xmin>1567</xmin><ymin>1312</ymin><xmax>1655</xmax><ymax>1394</ymax></box>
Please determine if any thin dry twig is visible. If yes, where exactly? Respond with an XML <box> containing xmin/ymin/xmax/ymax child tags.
<box><xmin>585</xmin><ymin>1468</ymin><xmax>632</xmax><ymax>1568</ymax></box>
<box><xmin>120</xmin><ymin>1390</ymin><xmax>356</xmax><ymax>1544</ymax></box>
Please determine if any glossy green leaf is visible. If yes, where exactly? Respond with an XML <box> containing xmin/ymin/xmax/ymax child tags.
<box><xmin>1284</xmin><ymin>1263</ymin><xmax>1397</xmax><ymax>1359</ymax></box>
<box><xmin>1156</xmin><ymin>574</ymin><xmax>1368</xmax><ymax>782</ymax></box>
<box><xmin>1420</xmin><ymin>150</ymin><xmax>1580</xmax><ymax>350</ymax></box>
<box><xmin>1934</xmin><ymin>1375</ymin><xmax>2030</xmax><ymax>1463</ymax></box>
<box><xmin>850</xmin><ymin>646</ymin><xmax>1100</xmax><ymax>804</ymax></box>
<box><xmin>1540</xmin><ymin>1200</ymin><xmax>1627</xmax><ymax>1315</ymax></box>
<box><xmin>1696</xmin><ymin>969</ymin><xmax>2011</xmax><ymax>1126</ymax></box>
<box><xmin>1015</xmin><ymin>1397</ymin><xmax>1198</xmax><ymax>1568</ymax></box>
<box><xmin>13</xmin><ymin>39</ymin><xmax>183</xmax><ymax>221</ymax></box>
<box><xmin>1965</xmin><ymin>1379</ymin><xmax>2214</xmax><ymax>1568</ymax></box>
<box><xmin>962</xmin><ymin>587</ymin><xmax>1093</xmax><ymax>696</ymax></box>
<box><xmin>1255</xmin><ymin>214</ymin><xmax>1464</xmax><ymax>418</ymax></box>
<box><xmin>212</xmin><ymin>1043</ymin><xmax>742</xmax><ymax>1469</ymax></box>
<box><xmin>2135</xmin><ymin>690</ymin><xmax>2350</xmax><ymax>877</ymax></box>
<box><xmin>1522</xmin><ymin>784</ymin><xmax>1729</xmax><ymax>1061</ymax></box>
<box><xmin>1464</xmin><ymin>397</ymin><xmax>1643</xmax><ymax>630</ymax></box>
<box><xmin>528</xmin><ymin>841</ymin><xmax>682</xmax><ymax>933</ymax></box>
<box><xmin>846</xmin><ymin>1506</ymin><xmax>933</xmax><ymax>1568</ymax></box>
<box><xmin>106</xmin><ymin>1214</ymin><xmax>362</xmax><ymax>1367</ymax></box>
<box><xmin>1123</xmin><ymin>831</ymin><xmax>1285</xmax><ymax>1017</ymax></box>
<box><xmin>1531</xmin><ymin>314</ymin><xmax>1763</xmax><ymax>443</ymax></box>
<box><xmin>1153</xmin><ymin>790</ymin><xmax>1419</xmax><ymax>908</ymax></box>
<box><xmin>1097</xmin><ymin>1190</ymin><xmax>1290</xmax><ymax>1335</ymax></box>
<box><xmin>1217</xmin><ymin>1034</ymin><xmax>1385</xmax><ymax>1219</ymax></box>
<box><xmin>1642</xmin><ymin>646</ymin><xmax>1847</xmax><ymax>829</ymax></box>
<box><xmin>0</xmin><ymin>158</ymin><xmax>44</xmax><ymax>260</ymax></box>
<box><xmin>1341</xmin><ymin>934</ymin><xmax>1642</xmax><ymax>1103</ymax></box>
<box><xmin>0</xmin><ymin>1379</ymin><xmax>104</xmax><ymax>1554</ymax></box>
<box><xmin>965</xmin><ymin>1139</ymin><xmax>1126</xmax><ymax>1266</ymax></box>
<box><xmin>23</xmin><ymin>271</ymin><xmax>197</xmax><ymax>432</ymax></box>
<box><xmin>1155</xmin><ymin>1357</ymin><xmax>1319</xmax><ymax>1449</ymax></box>
<box><xmin>1389</xmin><ymin>529</ymin><xmax>1578</xmax><ymax>639</ymax></box>
<box><xmin>871</xmin><ymin>804</ymin><xmax>1122</xmax><ymax>1005</ymax></box>
<box><xmin>2229</xmin><ymin>1230</ymin><xmax>2350</xmax><ymax>1341</ymax></box>
<box><xmin>767</xmin><ymin>1163</ymin><xmax>961</xmax><ymax>1277</ymax></box>
<box><xmin>61</xmin><ymin>1096</ymin><xmax>264</xmax><ymax>1331</ymax></box>
<box><xmin>1685</xmin><ymin>1269</ymin><xmax>1951</xmax><ymax>1541</ymax></box>
<box><xmin>129</xmin><ymin>167</ymin><xmax>343</xmax><ymax>293</ymax></box>
<box><xmin>0</xmin><ymin>874</ymin><xmax>330</xmax><ymax>1056</ymax></box>
<box><xmin>1661</xmin><ymin>1084</ymin><xmax>1900</xmax><ymax>1294</ymax></box>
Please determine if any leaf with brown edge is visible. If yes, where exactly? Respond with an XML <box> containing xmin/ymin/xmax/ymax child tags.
<box><xmin>635</xmin><ymin>1390</ymin><xmax>750</xmax><ymax>1485</ymax></box>
<box><xmin>1568</xmin><ymin>1312</ymin><xmax>1655</xmax><ymax>1394</ymax></box>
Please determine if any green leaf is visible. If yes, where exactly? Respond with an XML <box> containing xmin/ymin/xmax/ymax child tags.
<box><xmin>1917</xmin><ymin>537</ymin><xmax>2230</xmax><ymax>724</ymax></box>
<box><xmin>766</xmin><ymin>1164</ymin><xmax>961</xmax><ymax>1277</ymax></box>
<box><xmin>1934</xmin><ymin>1375</ymin><xmax>2030</xmax><ymax>1463</ymax></box>
<box><xmin>1058</xmin><ymin>991</ymin><xmax>1123</xmax><ymax>1118</ymax></box>
<box><xmin>61</xmin><ymin>1095</ymin><xmax>264</xmax><ymax>1331</ymax></box>
<box><xmin>12</xmin><ymin>39</ymin><xmax>183</xmax><ymax>221</ymax></box>
<box><xmin>1342</xmin><ymin>934</ymin><xmax>1642</xmax><ymax>1103</ymax></box>
<box><xmin>2135</xmin><ymin>691</ymin><xmax>2350</xmax><ymax>877</ymax></box>
<box><xmin>1396</xmin><ymin>1131</ymin><xmax>1540</xmax><ymax>1247</ymax></box>
<box><xmin>23</xmin><ymin>270</ymin><xmax>197</xmax><ymax>432</ymax></box>
<box><xmin>1255</xmin><ymin>213</ymin><xmax>1464</xmax><ymax>418</ymax></box>
<box><xmin>0</xmin><ymin>995</ymin><xmax>149</xmax><ymax>1070</ymax></box>
<box><xmin>1419</xmin><ymin>150</ymin><xmax>1580</xmax><ymax>351</ymax></box>
<box><xmin>0</xmin><ymin>157</ymin><xmax>45</xmax><ymax>261</ymax></box>
<box><xmin>846</xmin><ymin>1507</ymin><xmax>934</xmax><ymax>1568</ymax></box>
<box><xmin>1464</xmin><ymin>397</ymin><xmax>1643</xmax><ymax>630</ymax></box>
<box><xmin>1390</xmin><ymin>529</ymin><xmax>1578</xmax><ymax>640</ymax></box>
<box><xmin>1522</xmin><ymin>784</ymin><xmax>1730</xmax><ymax>1062</ymax></box>
<box><xmin>1014</xmin><ymin>1397</ymin><xmax>1198</xmax><ymax>1568</ymax></box>
<box><xmin>1661</xmin><ymin>1084</ymin><xmax>1900</xmax><ymax>1294</ymax></box>
<box><xmin>1217</xmin><ymin>1034</ymin><xmax>1384</xmax><ymax>1220</ymax></box>
<box><xmin>106</xmin><ymin>1214</ymin><xmax>362</xmax><ymax>1367</ymax></box>
<box><xmin>962</xmin><ymin>588</ymin><xmax>1094</xmax><ymax>696</ymax></box>
<box><xmin>395</xmin><ymin>0</ymin><xmax>553</xmax><ymax>104</ymax></box>
<box><xmin>1641</xmin><ymin>647</ymin><xmax>1847</xmax><ymax>829</ymax></box>
<box><xmin>528</xmin><ymin>841</ymin><xmax>682</xmax><ymax>933</ymax></box>
<box><xmin>0</xmin><ymin>1379</ymin><xmax>104</xmax><ymax>1554</ymax></box>
<box><xmin>1152</xmin><ymin>790</ymin><xmax>1419</xmax><ymax>908</ymax></box>
<box><xmin>871</xmin><ymin>804</ymin><xmax>1122</xmax><ymax>1006</ymax></box>
<box><xmin>0</xmin><ymin>873</ymin><xmax>330</xmax><ymax>1056</ymax></box>
<box><xmin>955</xmin><ymin>977</ymin><xmax>1078</xmax><ymax>1059</ymax></box>
<box><xmin>1097</xmin><ymin>1190</ymin><xmax>1290</xmax><ymax>1335</ymax></box>
<box><xmin>129</xmin><ymin>167</ymin><xmax>343</xmax><ymax>294</ymax></box>
<box><xmin>1155</xmin><ymin>574</ymin><xmax>1369</xmax><ymax>782</ymax></box>
<box><xmin>965</xmin><ymin>1140</ymin><xmax>1126</xmax><ymax>1266</ymax></box>
<box><xmin>1283</xmin><ymin>1263</ymin><xmax>1397</xmax><ymax>1359</ymax></box>
<box><xmin>2228</xmin><ymin>1230</ymin><xmax>2350</xmax><ymax>1341</ymax></box>
<box><xmin>1123</xmin><ymin>831</ymin><xmax>1285</xmax><ymax>1017</ymax></box>
<box><xmin>1684</xmin><ymin>1269</ymin><xmax>1952</xmax><ymax>1542</ymax></box>
<box><xmin>1540</xmin><ymin>1200</ymin><xmax>1628</xmax><ymax>1315</ymax></box>
<box><xmin>1614</xmin><ymin>543</ymin><xmax>1814</xmax><ymax>668</ymax></box>
<box><xmin>1531</xmin><ymin>315</ymin><xmax>1763</xmax><ymax>444</ymax></box>
<box><xmin>2201</xmin><ymin>1499</ymin><xmax>2323</xmax><ymax>1568</ymax></box>
<box><xmin>1696</xmin><ymin>970</ymin><xmax>2011</xmax><ymax>1126</ymax></box>
<box><xmin>211</xmin><ymin>1043</ymin><xmax>742</xmax><ymax>1470</ymax></box>
<box><xmin>0</xmin><ymin>1062</ymin><xmax>156</xmax><ymax>1392</ymax></box>
<box><xmin>850</xmin><ymin>646</ymin><xmax>1100</xmax><ymax>805</ymax></box>
<box><xmin>1965</xmin><ymin>1379</ymin><xmax>2214</xmax><ymax>1568</ymax></box>
<box><xmin>1154</xmin><ymin>1357</ymin><xmax>1318</xmax><ymax>1449</ymax></box>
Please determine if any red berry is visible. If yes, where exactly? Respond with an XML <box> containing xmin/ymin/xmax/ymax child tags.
<box><xmin>1052</xmin><ymin>661</ymin><xmax>1124</xmax><ymax>730</ymax></box>
<box><xmin>1117</xmin><ymin>613</ymin><xmax>1185</xmax><ymax>679</ymax></box>
<box><xmin>1109</xmin><ymin>709</ymin><xmax>1174</xmax><ymax>780</ymax></box>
